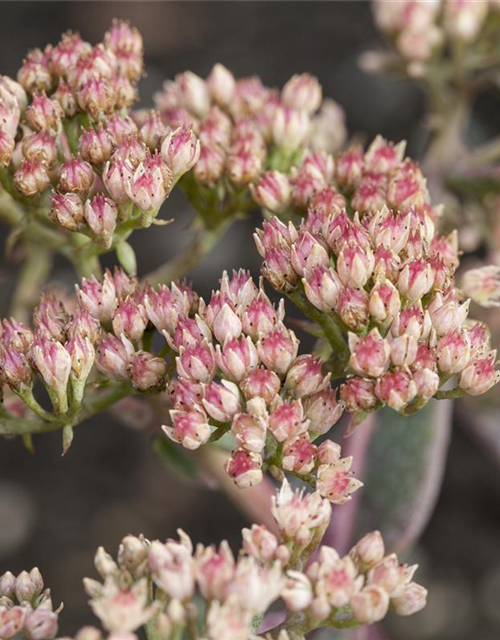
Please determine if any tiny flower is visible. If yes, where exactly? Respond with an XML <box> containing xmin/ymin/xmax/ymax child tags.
<box><xmin>225</xmin><ymin>449</ymin><xmax>263</xmax><ymax>488</ymax></box>
<box><xmin>125</xmin><ymin>157</ymin><xmax>172</xmax><ymax>213</ymax></box>
<box><xmin>398</xmin><ymin>258</ymin><xmax>434</xmax><ymax>302</ymax></box>
<box><xmin>176</xmin><ymin>341</ymin><xmax>216</xmax><ymax>383</ymax></box>
<box><xmin>390</xmin><ymin>334</ymin><xmax>418</xmax><ymax>367</ymax></box>
<box><xmin>207</xmin><ymin>63</ymin><xmax>236</xmax><ymax>106</ymax></box>
<box><xmin>202</xmin><ymin>380</ymin><xmax>241</xmax><ymax>422</ymax></box>
<box><xmin>226</xmin><ymin>149</ymin><xmax>263</xmax><ymax>188</ymax></box>
<box><xmin>272</xmin><ymin>106</ymin><xmax>310</xmax><ymax>149</ymax></box>
<box><xmin>232</xmin><ymin>412</ymin><xmax>267</xmax><ymax>453</ymax></box>
<box><xmin>375</xmin><ymin>370</ymin><xmax>417</xmax><ymax>411</ymax></box>
<box><xmin>282</xmin><ymin>572</ymin><xmax>313</xmax><ymax>611</ymax></box>
<box><xmin>428</xmin><ymin>294</ymin><xmax>470</xmax><ymax>336</ymax></box>
<box><xmin>340</xmin><ymin>377</ymin><xmax>378</xmax><ymax>412</ymax></box>
<box><xmin>290</xmin><ymin>232</ymin><xmax>330</xmax><ymax>277</ymax></box>
<box><xmin>176</xmin><ymin>70</ymin><xmax>210</xmax><ymax>117</ymax></box>
<box><xmin>391</xmin><ymin>582</ymin><xmax>428</xmax><ymax>616</ymax></box>
<box><xmin>24</xmin><ymin>608</ymin><xmax>59</xmax><ymax>640</ymax></box>
<box><xmin>196</xmin><ymin>541</ymin><xmax>236</xmax><ymax>602</ymax></box>
<box><xmin>282</xmin><ymin>434</ymin><xmax>317</xmax><ymax>475</ymax></box>
<box><xmin>251</xmin><ymin>171</ymin><xmax>292</xmax><ymax>214</ymax></box>
<box><xmin>103</xmin><ymin>158</ymin><xmax>134</xmax><ymax>203</ymax></box>
<box><xmin>337</xmin><ymin>287</ymin><xmax>370</xmax><ymax>331</ymax></box>
<box><xmin>242</xmin><ymin>525</ymin><xmax>279</xmax><ymax>563</ymax></box>
<box><xmin>348</xmin><ymin>329</ymin><xmax>391</xmax><ymax>377</ymax></box>
<box><xmin>79</xmin><ymin>124</ymin><xmax>114</xmax><ymax>165</ymax></box>
<box><xmin>462</xmin><ymin>265</ymin><xmax>500</xmax><ymax>308</ymax></box>
<box><xmin>0</xmin><ymin>130</ymin><xmax>14</xmax><ymax>165</ymax></box>
<box><xmin>139</xmin><ymin>110</ymin><xmax>168</xmax><ymax>151</ymax></box>
<box><xmin>0</xmin><ymin>346</ymin><xmax>32</xmax><ymax>391</ymax></box>
<box><xmin>350</xmin><ymin>584</ymin><xmax>389</xmax><ymax>624</ymax></box>
<box><xmin>240</xmin><ymin>367</ymin><xmax>281</xmax><ymax>404</ymax></box>
<box><xmin>284</xmin><ymin>354</ymin><xmax>330</xmax><ymax>398</ymax></box>
<box><xmin>66</xmin><ymin>333</ymin><xmax>95</xmax><ymax>380</ymax></box>
<box><xmin>84</xmin><ymin>194</ymin><xmax>118</xmax><ymax>247</ymax></box>
<box><xmin>257</xmin><ymin>326</ymin><xmax>299</xmax><ymax>375</ymax></box>
<box><xmin>0</xmin><ymin>606</ymin><xmax>27</xmax><ymax>639</ymax></box>
<box><xmin>30</xmin><ymin>336</ymin><xmax>72</xmax><ymax>410</ymax></box>
<box><xmin>160</xmin><ymin>125</ymin><xmax>200</xmax><ymax>179</ymax></box>
<box><xmin>215</xmin><ymin>336</ymin><xmax>259</xmax><ymax>382</ymax></box>
<box><xmin>269</xmin><ymin>399</ymin><xmax>309</xmax><ymax>442</ymax></box>
<box><xmin>77</xmin><ymin>77</ymin><xmax>115</xmax><ymax>118</ymax></box>
<box><xmin>193</xmin><ymin>143</ymin><xmax>226</xmax><ymax>185</ymax></box>
<box><xmin>14</xmin><ymin>159</ymin><xmax>50</xmax><ymax>197</ymax></box>
<box><xmin>241</xmin><ymin>292</ymin><xmax>282</xmax><ymax>340</ymax></box>
<box><xmin>60</xmin><ymin>157</ymin><xmax>95</xmax><ymax>194</ymax></box>
<box><xmin>316</xmin><ymin>459</ymin><xmax>363</xmax><ymax>504</ymax></box>
<box><xmin>77</xmin><ymin>272</ymin><xmax>117</xmax><ymax>323</ymax></box>
<box><xmin>130</xmin><ymin>351</ymin><xmax>167</xmax><ymax>391</ymax></box>
<box><xmin>303</xmin><ymin>388</ymin><xmax>344</xmax><ymax>435</ymax></box>
<box><xmin>22</xmin><ymin>131</ymin><xmax>57</xmax><ymax>165</ymax></box>
<box><xmin>337</xmin><ymin>243</ymin><xmax>375</xmax><ymax>288</ymax></box>
<box><xmin>211</xmin><ymin>304</ymin><xmax>242</xmax><ymax>344</ymax></box>
<box><xmin>350</xmin><ymin>531</ymin><xmax>385</xmax><ymax>569</ymax></box>
<box><xmin>96</xmin><ymin>333</ymin><xmax>134</xmax><ymax>381</ymax></box>
<box><xmin>413</xmin><ymin>368</ymin><xmax>440</xmax><ymax>400</ymax></box>
<box><xmin>369</xmin><ymin>280</ymin><xmax>401</xmax><ymax>324</ymax></box>
<box><xmin>282</xmin><ymin>73</ymin><xmax>322</xmax><ymax>113</ymax></box>
<box><xmin>25</xmin><ymin>92</ymin><xmax>63</xmax><ymax>132</ymax></box>
<box><xmin>164</xmin><ymin>409</ymin><xmax>211</xmax><ymax>450</ymax></box>
<box><xmin>112</xmin><ymin>298</ymin><xmax>148</xmax><ymax>342</ymax></box>
<box><xmin>459</xmin><ymin>350</ymin><xmax>500</xmax><ymax>396</ymax></box>
<box><xmin>436</xmin><ymin>329</ymin><xmax>471</xmax><ymax>374</ymax></box>
<box><xmin>89</xmin><ymin>578</ymin><xmax>155</xmax><ymax>633</ymax></box>
<box><xmin>303</xmin><ymin>265</ymin><xmax>343</xmax><ymax>312</ymax></box>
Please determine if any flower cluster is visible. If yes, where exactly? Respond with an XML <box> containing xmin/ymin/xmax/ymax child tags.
<box><xmin>161</xmin><ymin>269</ymin><xmax>362</xmax><ymax>501</ymax></box>
<box><xmin>0</xmin><ymin>568</ymin><xmax>60</xmax><ymax>640</ymax></box>
<box><xmin>254</xmin><ymin>136</ymin><xmax>500</xmax><ymax>414</ymax></box>
<box><xmin>51</xmin><ymin>480</ymin><xmax>428</xmax><ymax>640</ymax></box>
<box><xmin>371</xmin><ymin>0</ymin><xmax>500</xmax><ymax>76</ymax></box>
<box><xmin>152</xmin><ymin>66</ymin><xmax>346</xmax><ymax>191</ymax></box>
<box><xmin>0</xmin><ymin>22</ymin><xmax>199</xmax><ymax>265</ymax></box>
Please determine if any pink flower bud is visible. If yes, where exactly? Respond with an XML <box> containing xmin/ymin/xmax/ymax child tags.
<box><xmin>31</xmin><ymin>335</ymin><xmax>72</xmax><ymax>402</ymax></box>
<box><xmin>352</xmin><ymin>174</ymin><xmax>387</xmax><ymax>213</ymax></box>
<box><xmin>428</xmin><ymin>294</ymin><xmax>470</xmax><ymax>336</ymax></box>
<box><xmin>125</xmin><ymin>157</ymin><xmax>172</xmax><ymax>213</ymax></box>
<box><xmin>170</xmin><ymin>316</ymin><xmax>211</xmax><ymax>350</ymax></box>
<box><xmin>112</xmin><ymin>298</ymin><xmax>148</xmax><ymax>342</ymax></box>
<box><xmin>202</xmin><ymin>380</ymin><xmax>241</xmax><ymax>422</ymax></box>
<box><xmin>0</xmin><ymin>75</ymin><xmax>27</xmax><ymax>109</ymax></box>
<box><xmin>106</xmin><ymin>114</ymin><xmax>138</xmax><ymax>144</ymax></box>
<box><xmin>60</xmin><ymin>157</ymin><xmax>95</xmax><ymax>194</ymax></box>
<box><xmin>225</xmin><ymin>448</ymin><xmax>263</xmax><ymax>488</ymax></box>
<box><xmin>240</xmin><ymin>367</ymin><xmax>281</xmax><ymax>403</ymax></box>
<box><xmin>1</xmin><ymin>318</ymin><xmax>34</xmax><ymax>352</ymax></box>
<box><xmin>350</xmin><ymin>585</ymin><xmax>389</xmax><ymax>624</ymax></box>
<box><xmin>284</xmin><ymin>354</ymin><xmax>330</xmax><ymax>398</ymax></box>
<box><xmin>462</xmin><ymin>265</ymin><xmax>500</xmax><ymax>308</ymax></box>
<box><xmin>149</xmin><ymin>534</ymin><xmax>194</xmax><ymax>601</ymax></box>
<box><xmin>0</xmin><ymin>130</ymin><xmax>14</xmax><ymax>166</ymax></box>
<box><xmin>391</xmin><ymin>302</ymin><xmax>431</xmax><ymax>340</ymax></box>
<box><xmin>24</xmin><ymin>608</ymin><xmax>58</xmax><ymax>640</ymax></box>
<box><xmin>138</xmin><ymin>111</ymin><xmax>168</xmax><ymax>151</ymax></box>
<box><xmin>161</xmin><ymin>125</ymin><xmax>200</xmax><ymax>179</ymax></box>
<box><xmin>0</xmin><ymin>570</ymin><xmax>16</xmax><ymax>597</ymax></box>
<box><xmin>226</xmin><ymin>149</ymin><xmax>263</xmax><ymax>188</ymax></box>
<box><xmin>195</xmin><ymin>541</ymin><xmax>235</xmax><ymax>601</ymax></box>
<box><xmin>350</xmin><ymin>531</ymin><xmax>385</xmax><ymax>568</ymax></box>
<box><xmin>348</xmin><ymin>329</ymin><xmax>391</xmax><ymax>377</ymax></box>
<box><xmin>368</xmin><ymin>206</ymin><xmax>411</xmax><ymax>254</ymax></box>
<box><xmin>49</xmin><ymin>191</ymin><xmax>85</xmax><ymax>231</ymax></box>
<box><xmin>130</xmin><ymin>351</ymin><xmax>167</xmax><ymax>391</ymax></box>
<box><xmin>390</xmin><ymin>334</ymin><xmax>418</xmax><ymax>367</ymax></box>
<box><xmin>77</xmin><ymin>77</ymin><xmax>115</xmax><ymax>118</ymax></box>
<box><xmin>232</xmin><ymin>413</ymin><xmax>267</xmax><ymax>453</ymax></box>
<box><xmin>143</xmin><ymin>284</ymin><xmax>190</xmax><ymax>334</ymax></box>
<box><xmin>0</xmin><ymin>606</ymin><xmax>27</xmax><ymax>639</ymax></box>
<box><xmin>14</xmin><ymin>159</ymin><xmax>50</xmax><ymax>197</ymax></box>
<box><xmin>199</xmin><ymin>105</ymin><xmax>232</xmax><ymax>148</ymax></box>
<box><xmin>105</xmin><ymin>19</ymin><xmax>143</xmax><ymax>55</ymax></box>
<box><xmin>33</xmin><ymin>295</ymin><xmax>68</xmax><ymax>342</ymax></box>
<box><xmin>375</xmin><ymin>370</ymin><xmax>417</xmax><ymax>411</ymax></box>
<box><xmin>337</xmin><ymin>243</ymin><xmax>375</xmax><ymax>288</ymax></box>
<box><xmin>22</xmin><ymin>131</ymin><xmax>57</xmax><ymax>165</ymax></box>
<box><xmin>391</xmin><ymin>582</ymin><xmax>428</xmax><ymax>616</ymax></box>
<box><xmin>0</xmin><ymin>346</ymin><xmax>32</xmax><ymax>390</ymax></box>
<box><xmin>176</xmin><ymin>71</ymin><xmax>210</xmax><ymax>117</ymax></box>
<box><xmin>251</xmin><ymin>170</ymin><xmax>292</xmax><ymax>214</ymax></box>
<box><xmin>282</xmin><ymin>434</ymin><xmax>317</xmax><ymax>475</ymax></box>
<box><xmin>398</xmin><ymin>258</ymin><xmax>434</xmax><ymax>302</ymax></box>
<box><xmin>84</xmin><ymin>194</ymin><xmax>117</xmax><ymax>247</ymax></box>
<box><xmin>207</xmin><ymin>64</ymin><xmax>236</xmax><ymax>106</ymax></box>
<box><xmin>165</xmin><ymin>408</ymin><xmax>211</xmax><ymax>450</ymax></box>
<box><xmin>303</xmin><ymin>265</ymin><xmax>343</xmax><ymax>312</ymax></box>
<box><xmin>193</xmin><ymin>143</ymin><xmax>226</xmax><ymax>185</ymax></box>
<box><xmin>337</xmin><ymin>287</ymin><xmax>370</xmax><ymax>331</ymax></box>
<box><xmin>77</xmin><ymin>273</ymin><xmax>117</xmax><ymax>323</ymax></box>
<box><xmin>340</xmin><ymin>376</ymin><xmax>378</xmax><ymax>412</ymax></box>
<box><xmin>272</xmin><ymin>106</ymin><xmax>310</xmax><ymax>149</ymax></box>
<box><xmin>369</xmin><ymin>280</ymin><xmax>401</xmax><ymax>323</ymax></box>
<box><xmin>437</xmin><ymin>329</ymin><xmax>471</xmax><ymax>374</ymax></box>
<box><xmin>112</xmin><ymin>137</ymin><xmax>148</xmax><ymax>168</ymax></box>
<box><xmin>211</xmin><ymin>304</ymin><xmax>242</xmax><ymax>344</ymax></box>
<box><xmin>282</xmin><ymin>73</ymin><xmax>322</xmax><ymax>114</ymax></box>
<box><xmin>176</xmin><ymin>341</ymin><xmax>216</xmax><ymax>383</ymax></box>
<box><xmin>67</xmin><ymin>333</ymin><xmax>95</xmax><ymax>379</ymax></box>
<box><xmin>257</xmin><ymin>326</ymin><xmax>299</xmax><ymax>375</ymax></box>
<box><xmin>443</xmin><ymin>0</ymin><xmax>488</xmax><ymax>42</ymax></box>
<box><xmin>282</xmin><ymin>571</ymin><xmax>313</xmax><ymax>612</ymax></box>
<box><xmin>242</xmin><ymin>524</ymin><xmax>279</xmax><ymax>563</ymax></box>
<box><xmin>291</xmin><ymin>232</ymin><xmax>330</xmax><ymax>277</ymax></box>
<box><xmin>17</xmin><ymin>50</ymin><xmax>52</xmax><ymax>94</ymax></box>
<box><xmin>52</xmin><ymin>81</ymin><xmax>78</xmax><ymax>117</ymax></box>
<box><xmin>241</xmin><ymin>292</ymin><xmax>282</xmax><ymax>339</ymax></box>
<box><xmin>103</xmin><ymin>159</ymin><xmax>134</xmax><ymax>204</ymax></box>
<box><xmin>26</xmin><ymin>92</ymin><xmax>63</xmax><ymax>132</ymax></box>
<box><xmin>215</xmin><ymin>336</ymin><xmax>259</xmax><ymax>382</ymax></box>
<box><xmin>96</xmin><ymin>333</ymin><xmax>134</xmax><ymax>381</ymax></box>
<box><xmin>373</xmin><ymin>246</ymin><xmax>401</xmax><ymax>282</ymax></box>
<box><xmin>413</xmin><ymin>368</ymin><xmax>440</xmax><ymax>400</ymax></box>
<box><xmin>459</xmin><ymin>350</ymin><xmax>500</xmax><ymax>395</ymax></box>
<box><xmin>269</xmin><ymin>398</ymin><xmax>308</xmax><ymax>442</ymax></box>
<box><xmin>303</xmin><ymin>388</ymin><xmax>344</xmax><ymax>435</ymax></box>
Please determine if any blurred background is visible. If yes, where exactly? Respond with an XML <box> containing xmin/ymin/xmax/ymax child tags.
<box><xmin>0</xmin><ymin>2</ymin><xmax>499</xmax><ymax>639</ymax></box>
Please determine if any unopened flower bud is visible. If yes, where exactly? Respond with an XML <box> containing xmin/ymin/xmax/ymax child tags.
<box><xmin>232</xmin><ymin>412</ymin><xmax>267</xmax><ymax>453</ymax></box>
<box><xmin>79</xmin><ymin>126</ymin><xmax>114</xmax><ymax>166</ymax></box>
<box><xmin>462</xmin><ymin>265</ymin><xmax>500</xmax><ymax>308</ymax></box>
<box><xmin>257</xmin><ymin>327</ymin><xmax>299</xmax><ymax>375</ymax></box>
<box><xmin>272</xmin><ymin>106</ymin><xmax>310</xmax><ymax>149</ymax></box>
<box><xmin>94</xmin><ymin>547</ymin><xmax>118</xmax><ymax>579</ymax></box>
<box><xmin>207</xmin><ymin>64</ymin><xmax>236</xmax><ymax>106</ymax></box>
<box><xmin>202</xmin><ymin>380</ymin><xmax>241</xmax><ymax>422</ymax></box>
<box><xmin>391</xmin><ymin>582</ymin><xmax>428</xmax><ymax>616</ymax></box>
<box><xmin>390</xmin><ymin>334</ymin><xmax>418</xmax><ymax>367</ymax></box>
<box><xmin>240</xmin><ymin>367</ymin><xmax>281</xmax><ymax>404</ymax></box>
<box><xmin>60</xmin><ymin>157</ymin><xmax>95</xmax><ymax>194</ymax></box>
<box><xmin>350</xmin><ymin>531</ymin><xmax>385</xmax><ymax>568</ymax></box>
<box><xmin>349</xmin><ymin>329</ymin><xmax>391</xmax><ymax>377</ymax></box>
<box><xmin>164</xmin><ymin>409</ymin><xmax>211</xmax><ymax>450</ymax></box>
<box><xmin>303</xmin><ymin>388</ymin><xmax>343</xmax><ymax>435</ymax></box>
<box><xmin>14</xmin><ymin>159</ymin><xmax>50</xmax><ymax>197</ymax></box>
<box><xmin>282</xmin><ymin>434</ymin><xmax>317</xmax><ymax>475</ymax></box>
<box><xmin>24</xmin><ymin>608</ymin><xmax>58</xmax><ymax>640</ymax></box>
<box><xmin>96</xmin><ymin>333</ymin><xmax>134</xmax><ymax>381</ymax></box>
<box><xmin>284</xmin><ymin>354</ymin><xmax>329</xmax><ymax>398</ymax></box>
<box><xmin>193</xmin><ymin>143</ymin><xmax>226</xmax><ymax>185</ymax></box>
<box><xmin>251</xmin><ymin>171</ymin><xmax>291</xmax><ymax>214</ymax></box>
<box><xmin>369</xmin><ymin>280</ymin><xmax>401</xmax><ymax>323</ymax></box>
<box><xmin>375</xmin><ymin>370</ymin><xmax>417</xmax><ymax>411</ymax></box>
<box><xmin>112</xmin><ymin>298</ymin><xmax>147</xmax><ymax>342</ymax></box>
<box><xmin>242</xmin><ymin>524</ymin><xmax>278</xmax><ymax>562</ymax></box>
<box><xmin>282</xmin><ymin>73</ymin><xmax>322</xmax><ymax>114</ymax></box>
<box><xmin>30</xmin><ymin>336</ymin><xmax>71</xmax><ymax>411</ymax></box>
<box><xmin>225</xmin><ymin>449</ymin><xmax>263</xmax><ymax>488</ymax></box>
<box><xmin>269</xmin><ymin>399</ymin><xmax>308</xmax><ymax>442</ymax></box>
<box><xmin>84</xmin><ymin>194</ymin><xmax>117</xmax><ymax>247</ymax></box>
<box><xmin>337</xmin><ymin>287</ymin><xmax>370</xmax><ymax>330</ymax></box>
<box><xmin>459</xmin><ymin>350</ymin><xmax>500</xmax><ymax>395</ymax></box>
<box><xmin>161</xmin><ymin>125</ymin><xmax>200</xmax><ymax>179</ymax></box>
<box><xmin>26</xmin><ymin>93</ymin><xmax>63</xmax><ymax>132</ymax></box>
<box><xmin>77</xmin><ymin>77</ymin><xmax>115</xmax><ymax>118</ymax></box>
<box><xmin>398</xmin><ymin>259</ymin><xmax>434</xmax><ymax>302</ymax></box>
<box><xmin>22</xmin><ymin>131</ymin><xmax>57</xmax><ymax>165</ymax></box>
<box><xmin>351</xmin><ymin>585</ymin><xmax>389</xmax><ymax>624</ymax></box>
<box><xmin>437</xmin><ymin>329</ymin><xmax>471</xmax><ymax>374</ymax></box>
<box><xmin>0</xmin><ymin>130</ymin><xmax>15</xmax><ymax>166</ymax></box>
<box><xmin>50</xmin><ymin>192</ymin><xmax>84</xmax><ymax>231</ymax></box>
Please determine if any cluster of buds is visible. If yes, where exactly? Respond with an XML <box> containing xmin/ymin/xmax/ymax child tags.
<box><xmin>0</xmin><ymin>568</ymin><xmax>60</xmax><ymax>640</ymax></box>
<box><xmin>161</xmin><ymin>269</ymin><xmax>362</xmax><ymax>501</ymax></box>
<box><xmin>370</xmin><ymin>0</ymin><xmax>500</xmax><ymax>76</ymax></box>
<box><xmin>0</xmin><ymin>267</ymin><xmax>169</xmax><ymax>425</ymax></box>
<box><xmin>254</xmin><ymin>136</ymin><xmax>500</xmax><ymax>415</ymax></box>
<box><xmin>151</xmin><ymin>66</ymin><xmax>345</xmax><ymax>191</ymax></box>
<box><xmin>0</xmin><ymin>23</ymin><xmax>199</xmax><ymax>265</ymax></box>
<box><xmin>69</xmin><ymin>480</ymin><xmax>426</xmax><ymax>640</ymax></box>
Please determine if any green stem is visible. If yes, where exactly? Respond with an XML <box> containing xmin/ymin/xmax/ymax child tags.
<box><xmin>286</xmin><ymin>287</ymin><xmax>349</xmax><ymax>365</ymax></box>
<box><xmin>434</xmin><ymin>387</ymin><xmax>465</xmax><ymax>400</ymax></box>
<box><xmin>10</xmin><ymin>244</ymin><xmax>52</xmax><ymax>323</ymax></box>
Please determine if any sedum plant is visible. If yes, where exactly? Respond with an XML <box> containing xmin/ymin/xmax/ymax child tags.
<box><xmin>0</xmin><ymin>17</ymin><xmax>499</xmax><ymax>640</ymax></box>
